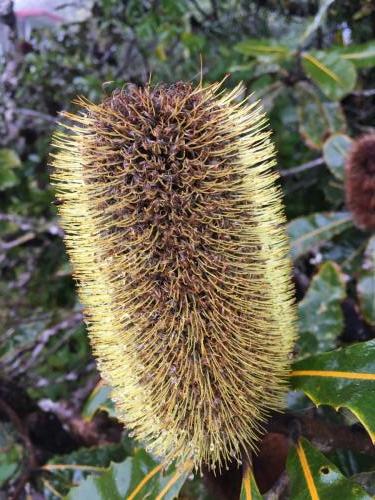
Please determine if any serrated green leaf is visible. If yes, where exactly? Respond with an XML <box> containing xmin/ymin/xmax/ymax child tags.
<box><xmin>298</xmin><ymin>262</ymin><xmax>346</xmax><ymax>356</ymax></box>
<box><xmin>66</xmin><ymin>449</ymin><xmax>191</xmax><ymax>500</ymax></box>
<box><xmin>287</xmin><ymin>438</ymin><xmax>371</xmax><ymax>500</ymax></box>
<box><xmin>323</xmin><ymin>134</ymin><xmax>353</xmax><ymax>181</ymax></box>
<box><xmin>302</xmin><ymin>51</ymin><xmax>357</xmax><ymax>100</ymax></box>
<box><xmin>43</xmin><ymin>437</ymin><xmax>134</xmax><ymax>497</ymax></box>
<box><xmin>288</xmin><ymin>212</ymin><xmax>353</xmax><ymax>259</ymax></box>
<box><xmin>240</xmin><ymin>467</ymin><xmax>263</xmax><ymax>499</ymax></box>
<box><xmin>357</xmin><ymin>236</ymin><xmax>375</xmax><ymax>326</ymax></box>
<box><xmin>290</xmin><ymin>340</ymin><xmax>375</xmax><ymax>443</ymax></box>
<box><xmin>235</xmin><ymin>39</ymin><xmax>291</xmax><ymax>59</ymax></box>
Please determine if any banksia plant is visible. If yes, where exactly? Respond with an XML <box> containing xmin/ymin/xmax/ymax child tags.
<box><xmin>345</xmin><ymin>133</ymin><xmax>375</xmax><ymax>231</ymax></box>
<box><xmin>51</xmin><ymin>81</ymin><xmax>296</xmax><ymax>472</ymax></box>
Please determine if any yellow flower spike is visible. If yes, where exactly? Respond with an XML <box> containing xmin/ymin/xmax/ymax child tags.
<box><xmin>50</xmin><ymin>81</ymin><xmax>297</xmax><ymax>472</ymax></box>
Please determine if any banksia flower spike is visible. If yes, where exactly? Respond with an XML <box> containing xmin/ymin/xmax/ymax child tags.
<box><xmin>51</xmin><ymin>81</ymin><xmax>296</xmax><ymax>472</ymax></box>
<box><xmin>345</xmin><ymin>133</ymin><xmax>375</xmax><ymax>231</ymax></box>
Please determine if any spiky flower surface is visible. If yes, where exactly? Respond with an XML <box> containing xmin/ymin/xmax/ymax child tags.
<box><xmin>51</xmin><ymin>81</ymin><xmax>296</xmax><ymax>471</ymax></box>
<box><xmin>345</xmin><ymin>133</ymin><xmax>375</xmax><ymax>231</ymax></box>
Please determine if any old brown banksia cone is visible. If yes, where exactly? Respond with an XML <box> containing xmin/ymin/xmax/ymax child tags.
<box><xmin>51</xmin><ymin>81</ymin><xmax>296</xmax><ymax>471</ymax></box>
<box><xmin>345</xmin><ymin>133</ymin><xmax>375</xmax><ymax>231</ymax></box>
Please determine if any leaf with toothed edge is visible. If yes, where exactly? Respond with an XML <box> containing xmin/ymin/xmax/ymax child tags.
<box><xmin>290</xmin><ymin>340</ymin><xmax>375</xmax><ymax>444</ymax></box>
<box><xmin>297</xmin><ymin>261</ymin><xmax>346</xmax><ymax>356</ymax></box>
<box><xmin>66</xmin><ymin>449</ymin><xmax>191</xmax><ymax>500</ymax></box>
<box><xmin>287</xmin><ymin>438</ymin><xmax>371</xmax><ymax>500</ymax></box>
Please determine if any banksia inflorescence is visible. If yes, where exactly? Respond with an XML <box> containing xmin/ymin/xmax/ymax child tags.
<box><xmin>345</xmin><ymin>133</ymin><xmax>375</xmax><ymax>231</ymax></box>
<box><xmin>51</xmin><ymin>81</ymin><xmax>296</xmax><ymax>471</ymax></box>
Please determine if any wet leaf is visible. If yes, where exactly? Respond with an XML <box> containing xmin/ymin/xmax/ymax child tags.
<box><xmin>290</xmin><ymin>340</ymin><xmax>375</xmax><ymax>443</ymax></box>
<box><xmin>298</xmin><ymin>262</ymin><xmax>346</xmax><ymax>356</ymax></box>
<box><xmin>287</xmin><ymin>438</ymin><xmax>371</xmax><ymax>499</ymax></box>
<box><xmin>323</xmin><ymin>134</ymin><xmax>353</xmax><ymax>181</ymax></box>
<box><xmin>357</xmin><ymin>236</ymin><xmax>375</xmax><ymax>326</ymax></box>
<box><xmin>288</xmin><ymin>211</ymin><xmax>353</xmax><ymax>259</ymax></box>
<box><xmin>302</xmin><ymin>51</ymin><xmax>357</xmax><ymax>100</ymax></box>
<box><xmin>66</xmin><ymin>449</ymin><xmax>191</xmax><ymax>500</ymax></box>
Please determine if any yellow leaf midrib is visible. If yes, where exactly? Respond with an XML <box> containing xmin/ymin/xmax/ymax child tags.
<box><xmin>290</xmin><ymin>370</ymin><xmax>375</xmax><ymax>380</ymax></box>
<box><xmin>296</xmin><ymin>441</ymin><xmax>319</xmax><ymax>500</ymax></box>
<box><xmin>303</xmin><ymin>52</ymin><xmax>343</xmax><ymax>87</ymax></box>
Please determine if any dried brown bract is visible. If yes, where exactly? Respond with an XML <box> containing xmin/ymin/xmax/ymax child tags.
<box><xmin>345</xmin><ymin>133</ymin><xmax>375</xmax><ymax>231</ymax></box>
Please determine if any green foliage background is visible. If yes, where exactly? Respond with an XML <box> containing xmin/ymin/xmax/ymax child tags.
<box><xmin>0</xmin><ymin>1</ymin><xmax>374</xmax><ymax>498</ymax></box>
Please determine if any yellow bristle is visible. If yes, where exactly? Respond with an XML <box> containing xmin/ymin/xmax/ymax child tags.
<box><xmin>50</xmin><ymin>81</ymin><xmax>297</xmax><ymax>471</ymax></box>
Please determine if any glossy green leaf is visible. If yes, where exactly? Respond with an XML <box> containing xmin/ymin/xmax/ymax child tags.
<box><xmin>82</xmin><ymin>383</ymin><xmax>116</xmax><ymax>419</ymax></box>
<box><xmin>295</xmin><ymin>82</ymin><xmax>346</xmax><ymax>149</ymax></box>
<box><xmin>0</xmin><ymin>148</ymin><xmax>22</xmax><ymax>190</ymax></box>
<box><xmin>43</xmin><ymin>437</ymin><xmax>134</xmax><ymax>497</ymax></box>
<box><xmin>302</xmin><ymin>51</ymin><xmax>357</xmax><ymax>100</ymax></box>
<box><xmin>288</xmin><ymin>211</ymin><xmax>353</xmax><ymax>259</ymax></box>
<box><xmin>290</xmin><ymin>340</ymin><xmax>375</xmax><ymax>443</ymax></box>
<box><xmin>338</xmin><ymin>42</ymin><xmax>375</xmax><ymax>68</ymax></box>
<box><xmin>357</xmin><ymin>236</ymin><xmax>375</xmax><ymax>326</ymax></box>
<box><xmin>235</xmin><ymin>39</ymin><xmax>291</xmax><ymax>59</ymax></box>
<box><xmin>240</xmin><ymin>467</ymin><xmax>263</xmax><ymax>499</ymax></box>
<box><xmin>323</xmin><ymin>134</ymin><xmax>353</xmax><ymax>181</ymax></box>
<box><xmin>298</xmin><ymin>262</ymin><xmax>346</xmax><ymax>356</ymax></box>
<box><xmin>66</xmin><ymin>449</ymin><xmax>191</xmax><ymax>500</ymax></box>
<box><xmin>287</xmin><ymin>438</ymin><xmax>371</xmax><ymax>500</ymax></box>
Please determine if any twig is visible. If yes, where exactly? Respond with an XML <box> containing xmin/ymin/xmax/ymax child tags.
<box><xmin>4</xmin><ymin>312</ymin><xmax>83</xmax><ymax>375</ymax></box>
<box><xmin>264</xmin><ymin>471</ymin><xmax>289</xmax><ymax>500</ymax></box>
<box><xmin>280</xmin><ymin>157</ymin><xmax>325</xmax><ymax>177</ymax></box>
<box><xmin>351</xmin><ymin>89</ymin><xmax>375</xmax><ymax>97</ymax></box>
<box><xmin>0</xmin><ymin>232</ymin><xmax>36</xmax><ymax>251</ymax></box>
